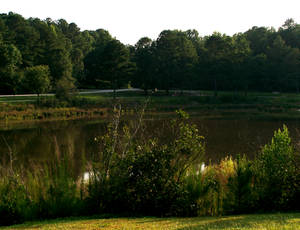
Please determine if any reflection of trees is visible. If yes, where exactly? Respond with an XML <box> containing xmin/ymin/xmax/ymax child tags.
<box><xmin>0</xmin><ymin>120</ymin><xmax>98</xmax><ymax>177</ymax></box>
<box><xmin>0</xmin><ymin>129</ymin><xmax>38</xmax><ymax>167</ymax></box>
<box><xmin>3</xmin><ymin>118</ymin><xmax>300</xmax><ymax>179</ymax></box>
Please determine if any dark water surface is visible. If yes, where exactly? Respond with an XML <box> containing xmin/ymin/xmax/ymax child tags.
<box><xmin>1</xmin><ymin>115</ymin><xmax>300</xmax><ymax>171</ymax></box>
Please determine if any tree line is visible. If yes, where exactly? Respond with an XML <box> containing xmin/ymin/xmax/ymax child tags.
<box><xmin>1</xmin><ymin>12</ymin><xmax>300</xmax><ymax>96</ymax></box>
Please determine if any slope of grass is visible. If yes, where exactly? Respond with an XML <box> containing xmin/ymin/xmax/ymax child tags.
<box><xmin>2</xmin><ymin>213</ymin><xmax>300</xmax><ymax>230</ymax></box>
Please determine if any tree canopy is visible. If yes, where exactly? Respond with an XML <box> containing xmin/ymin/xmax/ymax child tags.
<box><xmin>1</xmin><ymin>12</ymin><xmax>300</xmax><ymax>95</ymax></box>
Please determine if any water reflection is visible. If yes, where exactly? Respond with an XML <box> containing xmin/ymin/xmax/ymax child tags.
<box><xmin>0</xmin><ymin>117</ymin><xmax>300</xmax><ymax>174</ymax></box>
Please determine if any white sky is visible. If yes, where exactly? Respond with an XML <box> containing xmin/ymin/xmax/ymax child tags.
<box><xmin>2</xmin><ymin>0</ymin><xmax>300</xmax><ymax>45</ymax></box>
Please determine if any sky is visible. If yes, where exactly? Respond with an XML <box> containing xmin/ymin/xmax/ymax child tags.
<box><xmin>2</xmin><ymin>0</ymin><xmax>300</xmax><ymax>45</ymax></box>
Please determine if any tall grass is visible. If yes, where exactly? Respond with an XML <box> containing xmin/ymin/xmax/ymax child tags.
<box><xmin>0</xmin><ymin>156</ymin><xmax>84</xmax><ymax>226</ymax></box>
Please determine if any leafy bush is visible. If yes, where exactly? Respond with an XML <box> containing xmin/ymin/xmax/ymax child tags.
<box><xmin>86</xmin><ymin>109</ymin><xmax>205</xmax><ymax>216</ymax></box>
<box><xmin>0</xmin><ymin>174</ymin><xmax>31</xmax><ymax>225</ymax></box>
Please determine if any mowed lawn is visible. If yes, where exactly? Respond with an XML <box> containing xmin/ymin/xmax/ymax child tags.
<box><xmin>2</xmin><ymin>213</ymin><xmax>300</xmax><ymax>230</ymax></box>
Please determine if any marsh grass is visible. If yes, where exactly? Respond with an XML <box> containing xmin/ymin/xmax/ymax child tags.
<box><xmin>1</xmin><ymin>91</ymin><xmax>300</xmax><ymax>122</ymax></box>
<box><xmin>0</xmin><ymin>154</ymin><xmax>86</xmax><ymax>226</ymax></box>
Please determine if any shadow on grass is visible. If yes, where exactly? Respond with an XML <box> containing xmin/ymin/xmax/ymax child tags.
<box><xmin>176</xmin><ymin>213</ymin><xmax>300</xmax><ymax>230</ymax></box>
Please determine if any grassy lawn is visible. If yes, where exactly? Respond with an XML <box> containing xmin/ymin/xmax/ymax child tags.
<box><xmin>2</xmin><ymin>213</ymin><xmax>300</xmax><ymax>230</ymax></box>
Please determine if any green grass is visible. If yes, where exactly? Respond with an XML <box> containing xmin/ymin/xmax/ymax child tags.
<box><xmin>1</xmin><ymin>90</ymin><xmax>300</xmax><ymax>121</ymax></box>
<box><xmin>2</xmin><ymin>213</ymin><xmax>300</xmax><ymax>230</ymax></box>
<box><xmin>0</xmin><ymin>96</ymin><xmax>53</xmax><ymax>103</ymax></box>
<box><xmin>79</xmin><ymin>90</ymin><xmax>300</xmax><ymax>107</ymax></box>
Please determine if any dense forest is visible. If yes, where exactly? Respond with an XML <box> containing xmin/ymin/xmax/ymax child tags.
<box><xmin>0</xmin><ymin>12</ymin><xmax>300</xmax><ymax>95</ymax></box>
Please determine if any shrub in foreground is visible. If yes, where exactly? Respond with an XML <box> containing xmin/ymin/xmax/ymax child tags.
<box><xmin>86</xmin><ymin>109</ymin><xmax>205</xmax><ymax>216</ymax></box>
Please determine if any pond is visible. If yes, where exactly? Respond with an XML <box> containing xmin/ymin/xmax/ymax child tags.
<box><xmin>0</xmin><ymin>114</ymin><xmax>300</xmax><ymax>174</ymax></box>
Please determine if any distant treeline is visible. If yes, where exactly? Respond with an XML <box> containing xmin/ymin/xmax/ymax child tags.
<box><xmin>1</xmin><ymin>12</ymin><xmax>300</xmax><ymax>95</ymax></box>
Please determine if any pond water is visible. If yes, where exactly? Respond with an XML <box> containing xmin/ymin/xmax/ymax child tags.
<box><xmin>1</xmin><ymin>115</ymin><xmax>300</xmax><ymax>173</ymax></box>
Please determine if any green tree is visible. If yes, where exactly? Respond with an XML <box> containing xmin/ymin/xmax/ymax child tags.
<box><xmin>243</xmin><ymin>53</ymin><xmax>268</xmax><ymax>92</ymax></box>
<box><xmin>284</xmin><ymin>48</ymin><xmax>300</xmax><ymax>92</ymax></box>
<box><xmin>279</xmin><ymin>18</ymin><xmax>300</xmax><ymax>48</ymax></box>
<box><xmin>254</xmin><ymin>126</ymin><xmax>298</xmax><ymax>211</ymax></box>
<box><xmin>56</xmin><ymin>20</ymin><xmax>91</xmax><ymax>85</ymax></box>
<box><xmin>0</xmin><ymin>43</ymin><xmax>22</xmax><ymax>94</ymax></box>
<box><xmin>133</xmin><ymin>37</ymin><xmax>156</xmax><ymax>94</ymax></box>
<box><xmin>203</xmin><ymin>32</ymin><xmax>234</xmax><ymax>96</ymax></box>
<box><xmin>245</xmin><ymin>26</ymin><xmax>276</xmax><ymax>55</ymax></box>
<box><xmin>266</xmin><ymin>35</ymin><xmax>292</xmax><ymax>92</ymax></box>
<box><xmin>85</xmin><ymin>39</ymin><xmax>135</xmax><ymax>98</ymax></box>
<box><xmin>89</xmin><ymin>29</ymin><xmax>113</xmax><ymax>48</ymax></box>
<box><xmin>26</xmin><ymin>17</ymin><xmax>75</xmax><ymax>94</ymax></box>
<box><xmin>230</xmin><ymin>34</ymin><xmax>251</xmax><ymax>94</ymax></box>
<box><xmin>22</xmin><ymin>65</ymin><xmax>51</xmax><ymax>97</ymax></box>
<box><xmin>101</xmin><ymin>40</ymin><xmax>135</xmax><ymax>98</ymax></box>
<box><xmin>83</xmin><ymin>46</ymin><xmax>106</xmax><ymax>88</ymax></box>
<box><xmin>0</xmin><ymin>13</ymin><xmax>40</xmax><ymax>68</ymax></box>
<box><xmin>83</xmin><ymin>30</ymin><xmax>114</xmax><ymax>88</ymax></box>
<box><xmin>155</xmin><ymin>30</ymin><xmax>198</xmax><ymax>94</ymax></box>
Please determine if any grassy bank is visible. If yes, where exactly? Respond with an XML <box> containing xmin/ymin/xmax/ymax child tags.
<box><xmin>0</xmin><ymin>96</ymin><xmax>108</xmax><ymax>122</ymax></box>
<box><xmin>72</xmin><ymin>90</ymin><xmax>300</xmax><ymax>120</ymax></box>
<box><xmin>1</xmin><ymin>90</ymin><xmax>300</xmax><ymax>121</ymax></box>
<box><xmin>2</xmin><ymin>213</ymin><xmax>300</xmax><ymax>230</ymax></box>
<box><xmin>0</xmin><ymin>106</ymin><xmax>107</xmax><ymax>121</ymax></box>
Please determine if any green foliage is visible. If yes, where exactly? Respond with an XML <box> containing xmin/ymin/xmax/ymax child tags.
<box><xmin>0</xmin><ymin>174</ymin><xmax>30</xmax><ymax>225</ymax></box>
<box><xmin>86</xmin><ymin>108</ymin><xmax>205</xmax><ymax>216</ymax></box>
<box><xmin>133</xmin><ymin>37</ymin><xmax>155</xmax><ymax>93</ymax></box>
<box><xmin>84</xmin><ymin>39</ymin><xmax>135</xmax><ymax>93</ymax></box>
<box><xmin>22</xmin><ymin>65</ymin><xmax>51</xmax><ymax>95</ymax></box>
<box><xmin>1</xmin><ymin>12</ymin><xmax>300</xmax><ymax>95</ymax></box>
<box><xmin>0</xmin><ymin>156</ymin><xmax>84</xmax><ymax>226</ymax></box>
<box><xmin>0</xmin><ymin>44</ymin><xmax>22</xmax><ymax>94</ymax></box>
<box><xmin>226</xmin><ymin>155</ymin><xmax>254</xmax><ymax>214</ymax></box>
<box><xmin>183</xmin><ymin>126</ymin><xmax>300</xmax><ymax>216</ymax></box>
<box><xmin>155</xmin><ymin>30</ymin><xmax>198</xmax><ymax>92</ymax></box>
<box><xmin>253</xmin><ymin>125</ymin><xmax>298</xmax><ymax>211</ymax></box>
<box><xmin>31</xmin><ymin>158</ymin><xmax>82</xmax><ymax>219</ymax></box>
